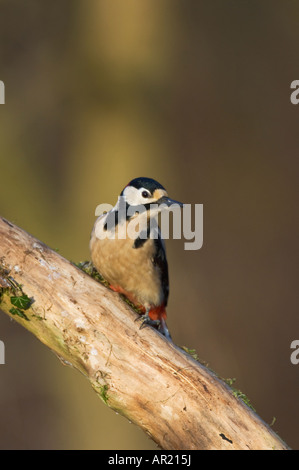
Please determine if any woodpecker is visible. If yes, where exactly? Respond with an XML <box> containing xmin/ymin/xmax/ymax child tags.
<box><xmin>90</xmin><ymin>177</ymin><xmax>183</xmax><ymax>339</ymax></box>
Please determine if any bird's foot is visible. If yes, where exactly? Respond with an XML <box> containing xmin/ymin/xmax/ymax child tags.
<box><xmin>135</xmin><ymin>310</ymin><xmax>160</xmax><ymax>329</ymax></box>
<box><xmin>135</xmin><ymin>310</ymin><xmax>172</xmax><ymax>340</ymax></box>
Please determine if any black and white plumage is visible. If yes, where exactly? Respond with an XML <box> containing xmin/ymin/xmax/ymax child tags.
<box><xmin>90</xmin><ymin>177</ymin><xmax>183</xmax><ymax>339</ymax></box>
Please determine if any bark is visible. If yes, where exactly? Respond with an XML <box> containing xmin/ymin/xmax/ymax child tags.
<box><xmin>0</xmin><ymin>216</ymin><xmax>289</xmax><ymax>450</ymax></box>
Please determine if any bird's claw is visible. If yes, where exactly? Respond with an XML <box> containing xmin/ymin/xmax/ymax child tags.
<box><xmin>135</xmin><ymin>312</ymin><xmax>160</xmax><ymax>329</ymax></box>
<box><xmin>135</xmin><ymin>311</ymin><xmax>172</xmax><ymax>340</ymax></box>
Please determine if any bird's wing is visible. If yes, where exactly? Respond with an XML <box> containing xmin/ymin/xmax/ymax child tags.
<box><xmin>153</xmin><ymin>233</ymin><xmax>169</xmax><ymax>307</ymax></box>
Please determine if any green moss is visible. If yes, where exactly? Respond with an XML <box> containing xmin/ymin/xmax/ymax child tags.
<box><xmin>98</xmin><ymin>384</ymin><xmax>109</xmax><ymax>404</ymax></box>
<box><xmin>270</xmin><ymin>416</ymin><xmax>276</xmax><ymax>427</ymax></box>
<box><xmin>223</xmin><ymin>377</ymin><xmax>256</xmax><ymax>412</ymax></box>
<box><xmin>182</xmin><ymin>345</ymin><xmax>256</xmax><ymax>412</ymax></box>
<box><xmin>181</xmin><ymin>346</ymin><xmax>200</xmax><ymax>362</ymax></box>
<box><xmin>74</xmin><ymin>261</ymin><xmax>109</xmax><ymax>286</ymax></box>
<box><xmin>119</xmin><ymin>295</ymin><xmax>144</xmax><ymax>314</ymax></box>
<box><xmin>0</xmin><ymin>287</ymin><xmax>6</xmax><ymax>302</ymax></box>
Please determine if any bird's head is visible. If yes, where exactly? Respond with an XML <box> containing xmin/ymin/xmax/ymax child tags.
<box><xmin>120</xmin><ymin>177</ymin><xmax>183</xmax><ymax>217</ymax></box>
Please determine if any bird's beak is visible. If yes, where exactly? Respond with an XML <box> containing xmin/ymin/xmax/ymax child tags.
<box><xmin>157</xmin><ymin>196</ymin><xmax>184</xmax><ymax>208</ymax></box>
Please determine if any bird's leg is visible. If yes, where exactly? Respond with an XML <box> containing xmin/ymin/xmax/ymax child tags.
<box><xmin>135</xmin><ymin>308</ymin><xmax>160</xmax><ymax>329</ymax></box>
<box><xmin>135</xmin><ymin>309</ymin><xmax>172</xmax><ymax>341</ymax></box>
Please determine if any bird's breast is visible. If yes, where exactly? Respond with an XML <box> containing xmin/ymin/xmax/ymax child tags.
<box><xmin>90</xmin><ymin>220</ymin><xmax>165</xmax><ymax>308</ymax></box>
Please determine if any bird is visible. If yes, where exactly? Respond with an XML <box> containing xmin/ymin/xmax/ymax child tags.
<box><xmin>90</xmin><ymin>177</ymin><xmax>183</xmax><ymax>339</ymax></box>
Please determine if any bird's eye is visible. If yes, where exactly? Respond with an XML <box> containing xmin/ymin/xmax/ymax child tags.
<box><xmin>142</xmin><ymin>191</ymin><xmax>150</xmax><ymax>198</ymax></box>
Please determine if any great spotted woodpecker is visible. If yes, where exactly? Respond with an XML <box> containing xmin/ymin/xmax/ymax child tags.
<box><xmin>90</xmin><ymin>177</ymin><xmax>183</xmax><ymax>339</ymax></box>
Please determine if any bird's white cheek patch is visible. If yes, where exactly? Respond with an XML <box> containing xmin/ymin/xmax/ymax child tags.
<box><xmin>123</xmin><ymin>186</ymin><xmax>142</xmax><ymax>205</ymax></box>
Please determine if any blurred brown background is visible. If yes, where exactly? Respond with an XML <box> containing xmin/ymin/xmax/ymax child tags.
<box><xmin>0</xmin><ymin>0</ymin><xmax>298</xmax><ymax>450</ymax></box>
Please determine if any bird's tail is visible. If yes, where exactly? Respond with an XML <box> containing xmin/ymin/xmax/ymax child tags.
<box><xmin>148</xmin><ymin>305</ymin><xmax>171</xmax><ymax>340</ymax></box>
<box><xmin>159</xmin><ymin>317</ymin><xmax>172</xmax><ymax>340</ymax></box>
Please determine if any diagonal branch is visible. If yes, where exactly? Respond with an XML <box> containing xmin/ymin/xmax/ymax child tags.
<box><xmin>0</xmin><ymin>216</ymin><xmax>289</xmax><ymax>450</ymax></box>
